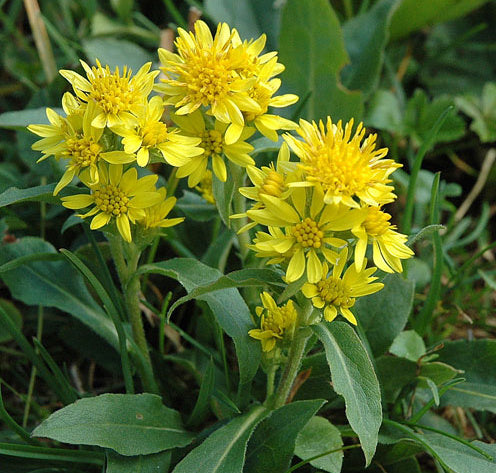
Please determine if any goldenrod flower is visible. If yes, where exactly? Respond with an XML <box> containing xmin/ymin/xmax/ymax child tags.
<box><xmin>139</xmin><ymin>187</ymin><xmax>184</xmax><ymax>229</ymax></box>
<box><xmin>284</xmin><ymin>118</ymin><xmax>401</xmax><ymax>208</ymax></box>
<box><xmin>195</xmin><ymin>170</ymin><xmax>216</xmax><ymax>204</ymax></box>
<box><xmin>247</xmin><ymin>186</ymin><xmax>362</xmax><ymax>283</ymax></box>
<box><xmin>61</xmin><ymin>164</ymin><xmax>162</xmax><ymax>242</ymax></box>
<box><xmin>171</xmin><ymin>110</ymin><xmax>254</xmax><ymax>186</ymax></box>
<box><xmin>302</xmin><ymin>248</ymin><xmax>384</xmax><ymax>325</ymax></box>
<box><xmin>60</xmin><ymin>59</ymin><xmax>158</xmax><ymax>129</ymax></box>
<box><xmin>112</xmin><ymin>96</ymin><xmax>202</xmax><ymax>167</ymax></box>
<box><xmin>248</xmin><ymin>292</ymin><xmax>297</xmax><ymax>352</ymax></box>
<box><xmin>352</xmin><ymin>206</ymin><xmax>414</xmax><ymax>273</ymax></box>
<box><xmin>157</xmin><ymin>21</ymin><xmax>261</xmax><ymax>136</ymax></box>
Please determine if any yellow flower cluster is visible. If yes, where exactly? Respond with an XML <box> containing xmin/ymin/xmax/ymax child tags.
<box><xmin>28</xmin><ymin>20</ymin><xmax>298</xmax><ymax>242</ymax></box>
<box><xmin>242</xmin><ymin>117</ymin><xmax>414</xmax><ymax>332</ymax></box>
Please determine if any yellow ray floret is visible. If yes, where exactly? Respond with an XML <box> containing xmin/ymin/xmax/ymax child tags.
<box><xmin>60</xmin><ymin>59</ymin><xmax>158</xmax><ymax>129</ymax></box>
<box><xmin>302</xmin><ymin>247</ymin><xmax>384</xmax><ymax>325</ymax></box>
<box><xmin>61</xmin><ymin>163</ymin><xmax>162</xmax><ymax>242</ymax></box>
<box><xmin>352</xmin><ymin>206</ymin><xmax>414</xmax><ymax>273</ymax></box>
<box><xmin>284</xmin><ymin>117</ymin><xmax>401</xmax><ymax>208</ymax></box>
<box><xmin>248</xmin><ymin>292</ymin><xmax>297</xmax><ymax>352</ymax></box>
<box><xmin>139</xmin><ymin>187</ymin><xmax>185</xmax><ymax>229</ymax></box>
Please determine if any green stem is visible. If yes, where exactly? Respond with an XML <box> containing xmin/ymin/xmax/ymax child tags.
<box><xmin>108</xmin><ymin>234</ymin><xmax>128</xmax><ymax>287</ymax></box>
<box><xmin>265</xmin><ymin>362</ymin><xmax>278</xmax><ymax>403</ymax></box>
<box><xmin>271</xmin><ymin>329</ymin><xmax>310</xmax><ymax>409</ymax></box>
<box><xmin>231</xmin><ymin>165</ymin><xmax>250</xmax><ymax>262</ymax></box>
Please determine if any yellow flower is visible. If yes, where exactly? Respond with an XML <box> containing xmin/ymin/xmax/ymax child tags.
<box><xmin>112</xmin><ymin>96</ymin><xmax>202</xmax><ymax>167</ymax></box>
<box><xmin>139</xmin><ymin>187</ymin><xmax>185</xmax><ymax>229</ymax></box>
<box><xmin>157</xmin><ymin>21</ymin><xmax>261</xmax><ymax>139</ymax></box>
<box><xmin>352</xmin><ymin>206</ymin><xmax>414</xmax><ymax>273</ymax></box>
<box><xmin>302</xmin><ymin>247</ymin><xmax>384</xmax><ymax>325</ymax></box>
<box><xmin>247</xmin><ymin>186</ymin><xmax>362</xmax><ymax>283</ymax></box>
<box><xmin>284</xmin><ymin>118</ymin><xmax>401</xmax><ymax>208</ymax></box>
<box><xmin>248</xmin><ymin>292</ymin><xmax>297</xmax><ymax>352</ymax></box>
<box><xmin>195</xmin><ymin>170</ymin><xmax>216</xmax><ymax>204</ymax></box>
<box><xmin>171</xmin><ymin>110</ymin><xmax>254</xmax><ymax>186</ymax></box>
<box><xmin>60</xmin><ymin>59</ymin><xmax>158</xmax><ymax>129</ymax></box>
<box><xmin>61</xmin><ymin>163</ymin><xmax>162</xmax><ymax>242</ymax></box>
<box><xmin>29</xmin><ymin>102</ymin><xmax>133</xmax><ymax>195</ymax></box>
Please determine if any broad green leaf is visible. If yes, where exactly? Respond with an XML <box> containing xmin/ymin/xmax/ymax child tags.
<box><xmin>0</xmin><ymin>237</ymin><xmax>118</xmax><ymax>349</ymax></box>
<box><xmin>82</xmin><ymin>38</ymin><xmax>153</xmax><ymax>72</ymax></box>
<box><xmin>0</xmin><ymin>185</ymin><xmax>58</xmax><ymax>208</ymax></box>
<box><xmin>376</xmin><ymin>356</ymin><xmax>417</xmax><ymax>403</ymax></box>
<box><xmin>32</xmin><ymin>394</ymin><xmax>193</xmax><ymax>456</ymax></box>
<box><xmin>342</xmin><ymin>0</ymin><xmax>399</xmax><ymax>97</ymax></box>
<box><xmin>244</xmin><ymin>400</ymin><xmax>324</xmax><ymax>473</ymax></box>
<box><xmin>0</xmin><ymin>299</ymin><xmax>22</xmax><ymax>344</ymax></box>
<box><xmin>0</xmin><ymin>108</ymin><xmax>63</xmax><ymax>129</ymax></box>
<box><xmin>106</xmin><ymin>450</ymin><xmax>172</xmax><ymax>473</ymax></box>
<box><xmin>419</xmin><ymin>362</ymin><xmax>459</xmax><ymax>387</ymax></box>
<box><xmin>354</xmin><ymin>274</ymin><xmax>414</xmax><ymax>357</ymax></box>
<box><xmin>138</xmin><ymin>258</ymin><xmax>261</xmax><ymax>385</ymax></box>
<box><xmin>389</xmin><ymin>330</ymin><xmax>426</xmax><ymax>361</ymax></box>
<box><xmin>313</xmin><ymin>321</ymin><xmax>382</xmax><ymax>465</ymax></box>
<box><xmin>172</xmin><ymin>405</ymin><xmax>268</xmax><ymax>473</ymax></box>
<box><xmin>364</xmin><ymin>90</ymin><xmax>403</xmax><ymax>133</ymax></box>
<box><xmin>176</xmin><ymin>191</ymin><xmax>217</xmax><ymax>222</ymax></box>
<box><xmin>295</xmin><ymin>416</ymin><xmax>343</xmax><ymax>473</ymax></box>
<box><xmin>388</xmin><ymin>424</ymin><xmax>496</xmax><ymax>473</ymax></box>
<box><xmin>205</xmin><ymin>0</ymin><xmax>281</xmax><ymax>50</ymax></box>
<box><xmin>437</xmin><ymin>339</ymin><xmax>496</xmax><ymax>413</ymax></box>
<box><xmin>389</xmin><ymin>0</ymin><xmax>490</xmax><ymax>40</ymax></box>
<box><xmin>279</xmin><ymin>0</ymin><xmax>363</xmax><ymax>122</ymax></box>
<box><xmin>166</xmin><ymin>268</ymin><xmax>284</xmax><ymax>318</ymax></box>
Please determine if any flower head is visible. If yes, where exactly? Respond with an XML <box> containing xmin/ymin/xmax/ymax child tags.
<box><xmin>195</xmin><ymin>170</ymin><xmax>216</xmax><ymax>204</ymax></box>
<box><xmin>302</xmin><ymin>247</ymin><xmax>384</xmax><ymax>325</ymax></box>
<box><xmin>248</xmin><ymin>186</ymin><xmax>363</xmax><ymax>283</ymax></box>
<box><xmin>139</xmin><ymin>187</ymin><xmax>184</xmax><ymax>229</ymax></box>
<box><xmin>352</xmin><ymin>206</ymin><xmax>414</xmax><ymax>273</ymax></box>
<box><xmin>284</xmin><ymin>118</ymin><xmax>401</xmax><ymax>208</ymax></box>
<box><xmin>172</xmin><ymin>110</ymin><xmax>254</xmax><ymax>186</ymax></box>
<box><xmin>248</xmin><ymin>292</ymin><xmax>297</xmax><ymax>352</ymax></box>
<box><xmin>60</xmin><ymin>60</ymin><xmax>158</xmax><ymax>129</ymax></box>
<box><xmin>113</xmin><ymin>96</ymin><xmax>203</xmax><ymax>167</ymax></box>
<box><xmin>61</xmin><ymin>163</ymin><xmax>162</xmax><ymax>242</ymax></box>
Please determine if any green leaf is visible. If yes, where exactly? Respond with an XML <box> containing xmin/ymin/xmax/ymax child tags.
<box><xmin>437</xmin><ymin>339</ymin><xmax>496</xmax><ymax>413</ymax></box>
<box><xmin>313</xmin><ymin>321</ymin><xmax>382</xmax><ymax>466</ymax></box>
<box><xmin>376</xmin><ymin>356</ymin><xmax>417</xmax><ymax>403</ymax></box>
<box><xmin>172</xmin><ymin>405</ymin><xmax>268</xmax><ymax>473</ymax></box>
<box><xmin>106</xmin><ymin>450</ymin><xmax>172</xmax><ymax>473</ymax></box>
<box><xmin>82</xmin><ymin>38</ymin><xmax>153</xmax><ymax>73</ymax></box>
<box><xmin>32</xmin><ymin>394</ymin><xmax>193</xmax><ymax>456</ymax></box>
<box><xmin>212</xmin><ymin>172</ymin><xmax>235</xmax><ymax>227</ymax></box>
<box><xmin>389</xmin><ymin>330</ymin><xmax>426</xmax><ymax>361</ymax></box>
<box><xmin>176</xmin><ymin>191</ymin><xmax>217</xmax><ymax>222</ymax></box>
<box><xmin>187</xmin><ymin>359</ymin><xmax>215</xmax><ymax>428</ymax></box>
<box><xmin>0</xmin><ymin>238</ymin><xmax>118</xmax><ymax>349</ymax></box>
<box><xmin>138</xmin><ymin>258</ymin><xmax>261</xmax><ymax>385</ymax></box>
<box><xmin>294</xmin><ymin>416</ymin><xmax>343</xmax><ymax>473</ymax></box>
<box><xmin>342</xmin><ymin>0</ymin><xmax>399</xmax><ymax>97</ymax></box>
<box><xmin>364</xmin><ymin>90</ymin><xmax>403</xmax><ymax>133</ymax></box>
<box><xmin>0</xmin><ymin>299</ymin><xmax>22</xmax><ymax>344</ymax></box>
<box><xmin>389</xmin><ymin>0</ymin><xmax>490</xmax><ymax>40</ymax></box>
<box><xmin>0</xmin><ymin>108</ymin><xmax>63</xmax><ymax>129</ymax></box>
<box><xmin>419</xmin><ymin>362</ymin><xmax>459</xmax><ymax>387</ymax></box>
<box><xmin>278</xmin><ymin>0</ymin><xmax>363</xmax><ymax>122</ymax></box>
<box><xmin>244</xmin><ymin>400</ymin><xmax>324</xmax><ymax>473</ymax></box>
<box><xmin>354</xmin><ymin>274</ymin><xmax>414</xmax><ymax>357</ymax></box>
<box><xmin>387</xmin><ymin>423</ymin><xmax>496</xmax><ymax>473</ymax></box>
<box><xmin>0</xmin><ymin>185</ymin><xmax>59</xmax><ymax>208</ymax></box>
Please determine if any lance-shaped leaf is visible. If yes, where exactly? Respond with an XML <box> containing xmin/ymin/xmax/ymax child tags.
<box><xmin>313</xmin><ymin>321</ymin><xmax>382</xmax><ymax>465</ymax></box>
<box><xmin>32</xmin><ymin>394</ymin><xmax>193</xmax><ymax>456</ymax></box>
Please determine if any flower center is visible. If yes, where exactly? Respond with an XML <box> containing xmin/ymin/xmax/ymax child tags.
<box><xmin>292</xmin><ymin>217</ymin><xmax>324</xmax><ymax>249</ymax></box>
<box><xmin>141</xmin><ymin>121</ymin><xmax>169</xmax><ymax>147</ymax></box>
<box><xmin>64</xmin><ymin>136</ymin><xmax>102</xmax><ymax>167</ymax></box>
<box><xmin>196</xmin><ymin>170</ymin><xmax>215</xmax><ymax>204</ymax></box>
<box><xmin>201</xmin><ymin>129</ymin><xmax>224</xmax><ymax>157</ymax></box>
<box><xmin>363</xmin><ymin>207</ymin><xmax>391</xmax><ymax>236</ymax></box>
<box><xmin>316</xmin><ymin>277</ymin><xmax>355</xmax><ymax>308</ymax></box>
<box><xmin>89</xmin><ymin>65</ymin><xmax>140</xmax><ymax>115</ymax></box>
<box><xmin>260</xmin><ymin>168</ymin><xmax>285</xmax><ymax>197</ymax></box>
<box><xmin>93</xmin><ymin>185</ymin><xmax>129</xmax><ymax>216</ymax></box>
<box><xmin>186</xmin><ymin>55</ymin><xmax>232</xmax><ymax>105</ymax></box>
